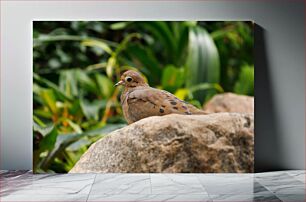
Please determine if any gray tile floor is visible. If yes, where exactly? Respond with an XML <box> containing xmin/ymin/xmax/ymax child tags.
<box><xmin>0</xmin><ymin>170</ymin><xmax>305</xmax><ymax>202</ymax></box>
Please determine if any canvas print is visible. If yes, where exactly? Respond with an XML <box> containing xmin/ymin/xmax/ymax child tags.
<box><xmin>33</xmin><ymin>21</ymin><xmax>254</xmax><ymax>173</ymax></box>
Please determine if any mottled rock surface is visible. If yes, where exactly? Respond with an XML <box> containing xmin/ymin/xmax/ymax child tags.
<box><xmin>70</xmin><ymin>113</ymin><xmax>254</xmax><ymax>173</ymax></box>
<box><xmin>204</xmin><ymin>93</ymin><xmax>254</xmax><ymax>113</ymax></box>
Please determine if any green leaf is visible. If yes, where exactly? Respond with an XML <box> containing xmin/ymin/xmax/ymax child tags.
<box><xmin>85</xmin><ymin>123</ymin><xmax>126</xmax><ymax>137</ymax></box>
<box><xmin>234</xmin><ymin>65</ymin><xmax>254</xmax><ymax>95</ymax></box>
<box><xmin>41</xmin><ymin>123</ymin><xmax>125</xmax><ymax>170</ymax></box>
<box><xmin>76</xmin><ymin>69</ymin><xmax>97</xmax><ymax>93</ymax></box>
<box><xmin>65</xmin><ymin>118</ymin><xmax>83</xmax><ymax>133</ymax></box>
<box><xmin>161</xmin><ymin>65</ymin><xmax>185</xmax><ymax>93</ymax></box>
<box><xmin>34</xmin><ymin>123</ymin><xmax>58</xmax><ymax>152</ymax></box>
<box><xmin>110</xmin><ymin>22</ymin><xmax>132</xmax><ymax>30</ymax></box>
<box><xmin>33</xmin><ymin>83</ymin><xmax>42</xmax><ymax>95</ymax></box>
<box><xmin>174</xmin><ymin>83</ymin><xmax>223</xmax><ymax>101</ymax></box>
<box><xmin>33</xmin><ymin>121</ymin><xmax>53</xmax><ymax>136</ymax></box>
<box><xmin>33</xmin><ymin>115</ymin><xmax>46</xmax><ymax>128</ymax></box>
<box><xmin>139</xmin><ymin>22</ymin><xmax>176</xmax><ymax>60</ymax></box>
<box><xmin>125</xmin><ymin>43</ymin><xmax>161</xmax><ymax>84</ymax></box>
<box><xmin>59</xmin><ymin>70</ymin><xmax>78</xmax><ymax>97</ymax></box>
<box><xmin>189</xmin><ymin>83</ymin><xmax>224</xmax><ymax>94</ymax></box>
<box><xmin>80</xmin><ymin>99</ymin><xmax>107</xmax><ymax>121</ymax></box>
<box><xmin>34</xmin><ymin>35</ymin><xmax>118</xmax><ymax>48</ymax></box>
<box><xmin>175</xmin><ymin>24</ymin><xmax>189</xmax><ymax>65</ymax></box>
<box><xmin>174</xmin><ymin>88</ymin><xmax>189</xmax><ymax>100</ymax></box>
<box><xmin>34</xmin><ymin>109</ymin><xmax>53</xmax><ymax>119</ymax></box>
<box><xmin>95</xmin><ymin>74</ymin><xmax>114</xmax><ymax>98</ymax></box>
<box><xmin>185</xmin><ymin>26</ymin><xmax>220</xmax><ymax>103</ymax></box>
<box><xmin>33</xmin><ymin>73</ymin><xmax>73</xmax><ymax>101</ymax></box>
<box><xmin>81</xmin><ymin>39</ymin><xmax>113</xmax><ymax>55</ymax></box>
<box><xmin>106</xmin><ymin>56</ymin><xmax>116</xmax><ymax>78</ymax></box>
<box><xmin>114</xmin><ymin>32</ymin><xmax>142</xmax><ymax>56</ymax></box>
<box><xmin>39</xmin><ymin>89</ymin><xmax>58</xmax><ymax>114</ymax></box>
<box><xmin>188</xmin><ymin>100</ymin><xmax>202</xmax><ymax>108</ymax></box>
<box><xmin>40</xmin><ymin>133</ymin><xmax>83</xmax><ymax>170</ymax></box>
<box><xmin>66</xmin><ymin>138</ymin><xmax>91</xmax><ymax>151</ymax></box>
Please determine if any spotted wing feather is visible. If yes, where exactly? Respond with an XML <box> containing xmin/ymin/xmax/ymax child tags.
<box><xmin>126</xmin><ymin>87</ymin><xmax>206</xmax><ymax>123</ymax></box>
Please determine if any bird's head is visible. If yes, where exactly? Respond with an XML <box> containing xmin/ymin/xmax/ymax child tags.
<box><xmin>115</xmin><ymin>70</ymin><xmax>148</xmax><ymax>88</ymax></box>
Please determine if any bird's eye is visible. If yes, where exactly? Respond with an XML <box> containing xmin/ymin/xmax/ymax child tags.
<box><xmin>125</xmin><ymin>76</ymin><xmax>132</xmax><ymax>82</ymax></box>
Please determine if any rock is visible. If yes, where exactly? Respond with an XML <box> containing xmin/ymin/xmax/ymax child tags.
<box><xmin>203</xmin><ymin>93</ymin><xmax>254</xmax><ymax>113</ymax></box>
<box><xmin>70</xmin><ymin>113</ymin><xmax>254</xmax><ymax>173</ymax></box>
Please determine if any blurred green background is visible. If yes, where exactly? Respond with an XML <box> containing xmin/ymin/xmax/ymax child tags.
<box><xmin>33</xmin><ymin>21</ymin><xmax>254</xmax><ymax>173</ymax></box>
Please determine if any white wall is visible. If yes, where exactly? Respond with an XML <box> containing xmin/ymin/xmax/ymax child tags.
<box><xmin>1</xmin><ymin>0</ymin><xmax>304</xmax><ymax>171</ymax></box>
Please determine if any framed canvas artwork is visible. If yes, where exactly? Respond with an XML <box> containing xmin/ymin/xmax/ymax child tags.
<box><xmin>33</xmin><ymin>21</ymin><xmax>254</xmax><ymax>173</ymax></box>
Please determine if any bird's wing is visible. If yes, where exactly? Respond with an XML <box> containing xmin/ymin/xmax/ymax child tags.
<box><xmin>158</xmin><ymin>89</ymin><xmax>207</xmax><ymax>115</ymax></box>
<box><xmin>127</xmin><ymin>87</ymin><xmax>205</xmax><ymax>122</ymax></box>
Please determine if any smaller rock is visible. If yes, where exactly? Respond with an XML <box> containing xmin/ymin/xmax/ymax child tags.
<box><xmin>204</xmin><ymin>93</ymin><xmax>254</xmax><ymax>113</ymax></box>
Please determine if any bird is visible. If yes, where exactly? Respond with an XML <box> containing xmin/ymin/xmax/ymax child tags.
<box><xmin>115</xmin><ymin>70</ymin><xmax>208</xmax><ymax>124</ymax></box>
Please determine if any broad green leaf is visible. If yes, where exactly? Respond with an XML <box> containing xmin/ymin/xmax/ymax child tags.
<box><xmin>34</xmin><ymin>35</ymin><xmax>118</xmax><ymax>48</ymax></box>
<box><xmin>95</xmin><ymin>74</ymin><xmax>114</xmax><ymax>98</ymax></box>
<box><xmin>40</xmin><ymin>133</ymin><xmax>83</xmax><ymax>169</ymax></box>
<box><xmin>33</xmin><ymin>83</ymin><xmax>41</xmax><ymax>95</ymax></box>
<box><xmin>189</xmin><ymin>83</ymin><xmax>224</xmax><ymax>103</ymax></box>
<box><xmin>106</xmin><ymin>56</ymin><xmax>116</xmax><ymax>78</ymax></box>
<box><xmin>59</xmin><ymin>70</ymin><xmax>78</xmax><ymax>97</ymax></box>
<box><xmin>114</xmin><ymin>33</ymin><xmax>142</xmax><ymax>55</ymax></box>
<box><xmin>188</xmin><ymin>100</ymin><xmax>202</xmax><ymax>109</ymax></box>
<box><xmin>189</xmin><ymin>83</ymin><xmax>224</xmax><ymax>94</ymax></box>
<box><xmin>76</xmin><ymin>69</ymin><xmax>97</xmax><ymax>93</ymax></box>
<box><xmin>33</xmin><ymin>73</ymin><xmax>73</xmax><ymax>101</ymax></box>
<box><xmin>34</xmin><ymin>109</ymin><xmax>53</xmax><ymax>119</ymax></box>
<box><xmin>67</xmin><ymin>138</ymin><xmax>91</xmax><ymax>151</ymax></box>
<box><xmin>68</xmin><ymin>100</ymin><xmax>82</xmax><ymax>115</ymax></box>
<box><xmin>33</xmin><ymin>121</ymin><xmax>53</xmax><ymax>136</ymax></box>
<box><xmin>86</xmin><ymin>62</ymin><xmax>107</xmax><ymax>71</ymax></box>
<box><xmin>174</xmin><ymin>89</ymin><xmax>189</xmax><ymax>100</ymax></box>
<box><xmin>65</xmin><ymin>118</ymin><xmax>83</xmax><ymax>133</ymax></box>
<box><xmin>110</xmin><ymin>22</ymin><xmax>132</xmax><ymax>30</ymax></box>
<box><xmin>174</xmin><ymin>83</ymin><xmax>223</xmax><ymax>101</ymax></box>
<box><xmin>81</xmin><ymin>39</ymin><xmax>113</xmax><ymax>55</ymax></box>
<box><xmin>234</xmin><ymin>65</ymin><xmax>254</xmax><ymax>95</ymax></box>
<box><xmin>80</xmin><ymin>99</ymin><xmax>107</xmax><ymax>121</ymax></box>
<box><xmin>41</xmin><ymin>123</ymin><xmax>125</xmax><ymax>169</ymax></box>
<box><xmin>85</xmin><ymin>123</ymin><xmax>126</xmax><ymax>137</ymax></box>
<box><xmin>185</xmin><ymin>26</ymin><xmax>220</xmax><ymax>103</ymax></box>
<box><xmin>139</xmin><ymin>22</ymin><xmax>176</xmax><ymax>63</ymax></box>
<box><xmin>125</xmin><ymin>43</ymin><xmax>161</xmax><ymax>84</ymax></box>
<box><xmin>175</xmin><ymin>24</ymin><xmax>189</xmax><ymax>65</ymax></box>
<box><xmin>37</xmin><ymin>124</ymin><xmax>58</xmax><ymax>152</ymax></box>
<box><xmin>39</xmin><ymin>89</ymin><xmax>58</xmax><ymax>114</ymax></box>
<box><xmin>33</xmin><ymin>115</ymin><xmax>46</xmax><ymax>127</ymax></box>
<box><xmin>161</xmin><ymin>65</ymin><xmax>185</xmax><ymax>93</ymax></box>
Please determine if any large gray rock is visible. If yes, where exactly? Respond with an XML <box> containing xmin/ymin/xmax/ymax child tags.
<box><xmin>204</xmin><ymin>93</ymin><xmax>254</xmax><ymax>113</ymax></box>
<box><xmin>70</xmin><ymin>113</ymin><xmax>254</xmax><ymax>173</ymax></box>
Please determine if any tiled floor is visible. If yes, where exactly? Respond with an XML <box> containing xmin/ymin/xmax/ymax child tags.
<box><xmin>0</xmin><ymin>170</ymin><xmax>305</xmax><ymax>202</ymax></box>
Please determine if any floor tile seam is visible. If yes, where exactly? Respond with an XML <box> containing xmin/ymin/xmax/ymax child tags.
<box><xmin>86</xmin><ymin>174</ymin><xmax>97</xmax><ymax>202</ymax></box>
<box><xmin>149</xmin><ymin>174</ymin><xmax>153</xmax><ymax>195</ymax></box>
<box><xmin>194</xmin><ymin>176</ymin><xmax>213</xmax><ymax>201</ymax></box>
<box><xmin>255</xmin><ymin>179</ymin><xmax>287</xmax><ymax>199</ymax></box>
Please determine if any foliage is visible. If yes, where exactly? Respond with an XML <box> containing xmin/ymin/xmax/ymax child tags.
<box><xmin>185</xmin><ymin>25</ymin><xmax>220</xmax><ymax>103</ymax></box>
<box><xmin>33</xmin><ymin>21</ymin><xmax>254</xmax><ymax>173</ymax></box>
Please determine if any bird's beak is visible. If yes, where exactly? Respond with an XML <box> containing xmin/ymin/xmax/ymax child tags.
<box><xmin>114</xmin><ymin>80</ymin><xmax>124</xmax><ymax>87</ymax></box>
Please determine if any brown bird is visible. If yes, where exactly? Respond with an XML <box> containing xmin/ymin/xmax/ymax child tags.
<box><xmin>115</xmin><ymin>70</ymin><xmax>208</xmax><ymax>124</ymax></box>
